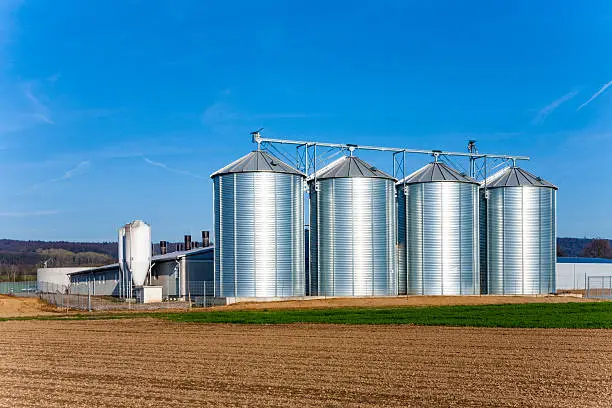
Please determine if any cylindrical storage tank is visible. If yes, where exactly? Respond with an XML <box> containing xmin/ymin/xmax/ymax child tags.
<box><xmin>309</xmin><ymin>156</ymin><xmax>397</xmax><ymax>296</ymax></box>
<box><xmin>484</xmin><ymin>167</ymin><xmax>557</xmax><ymax>294</ymax></box>
<box><xmin>398</xmin><ymin>161</ymin><xmax>480</xmax><ymax>295</ymax></box>
<box><xmin>124</xmin><ymin>220</ymin><xmax>152</xmax><ymax>287</ymax></box>
<box><xmin>212</xmin><ymin>150</ymin><xmax>305</xmax><ymax>297</ymax></box>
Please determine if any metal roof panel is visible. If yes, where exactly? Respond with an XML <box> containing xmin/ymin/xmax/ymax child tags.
<box><xmin>312</xmin><ymin>156</ymin><xmax>395</xmax><ymax>180</ymax></box>
<box><xmin>397</xmin><ymin>162</ymin><xmax>478</xmax><ymax>185</ymax></box>
<box><xmin>211</xmin><ymin>150</ymin><xmax>305</xmax><ymax>178</ymax></box>
<box><xmin>484</xmin><ymin>167</ymin><xmax>557</xmax><ymax>189</ymax></box>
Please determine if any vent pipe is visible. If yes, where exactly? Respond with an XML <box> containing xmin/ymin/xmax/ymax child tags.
<box><xmin>184</xmin><ymin>235</ymin><xmax>192</xmax><ymax>251</ymax></box>
<box><xmin>160</xmin><ymin>241</ymin><xmax>167</xmax><ymax>255</ymax></box>
<box><xmin>202</xmin><ymin>230</ymin><xmax>210</xmax><ymax>247</ymax></box>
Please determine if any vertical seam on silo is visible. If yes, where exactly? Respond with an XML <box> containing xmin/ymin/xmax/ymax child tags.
<box><xmin>421</xmin><ymin>184</ymin><xmax>424</xmax><ymax>296</ymax></box>
<box><xmin>459</xmin><ymin>184</ymin><xmax>462</xmax><ymax>295</ymax></box>
<box><xmin>215</xmin><ymin>178</ymin><xmax>220</xmax><ymax>297</ymax></box>
<box><xmin>252</xmin><ymin>174</ymin><xmax>257</xmax><ymax>298</ymax></box>
<box><xmin>502</xmin><ymin>188</ymin><xmax>505</xmax><ymax>295</ymax></box>
<box><xmin>317</xmin><ymin>183</ymin><xmax>321</xmax><ymax>296</ymax></box>
<box><xmin>440</xmin><ymin>183</ymin><xmax>444</xmax><ymax>296</ymax></box>
<box><xmin>473</xmin><ymin>186</ymin><xmax>477</xmax><ymax>295</ymax></box>
<box><xmin>275</xmin><ymin>175</ymin><xmax>278</xmax><ymax>297</ymax></box>
<box><xmin>521</xmin><ymin>187</ymin><xmax>525</xmax><ymax>295</ymax></box>
<box><xmin>234</xmin><ymin>173</ymin><xmax>237</xmax><ymax>298</ymax></box>
<box><xmin>371</xmin><ymin>179</ymin><xmax>375</xmax><ymax>296</ymax></box>
<box><xmin>486</xmin><ymin>190</ymin><xmax>490</xmax><ymax>295</ymax></box>
<box><xmin>352</xmin><ymin>179</ymin><xmax>355</xmax><ymax>297</ymax></box>
<box><xmin>539</xmin><ymin>188</ymin><xmax>542</xmax><ymax>294</ymax></box>
<box><xmin>331</xmin><ymin>179</ymin><xmax>335</xmax><ymax>296</ymax></box>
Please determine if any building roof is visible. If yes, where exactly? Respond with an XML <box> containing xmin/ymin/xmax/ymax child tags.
<box><xmin>68</xmin><ymin>246</ymin><xmax>215</xmax><ymax>276</ymax></box>
<box><xmin>484</xmin><ymin>167</ymin><xmax>557</xmax><ymax>190</ymax></box>
<box><xmin>210</xmin><ymin>150</ymin><xmax>305</xmax><ymax>178</ymax></box>
<box><xmin>557</xmin><ymin>257</ymin><xmax>612</xmax><ymax>264</ymax></box>
<box><xmin>151</xmin><ymin>245</ymin><xmax>213</xmax><ymax>262</ymax></box>
<box><xmin>397</xmin><ymin>161</ymin><xmax>478</xmax><ymax>185</ymax></box>
<box><xmin>311</xmin><ymin>156</ymin><xmax>395</xmax><ymax>181</ymax></box>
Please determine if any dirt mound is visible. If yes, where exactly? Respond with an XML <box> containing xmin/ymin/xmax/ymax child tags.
<box><xmin>0</xmin><ymin>295</ymin><xmax>59</xmax><ymax>317</ymax></box>
<box><xmin>215</xmin><ymin>294</ymin><xmax>594</xmax><ymax>311</ymax></box>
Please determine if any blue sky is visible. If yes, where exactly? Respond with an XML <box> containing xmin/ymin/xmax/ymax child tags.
<box><xmin>1</xmin><ymin>0</ymin><xmax>612</xmax><ymax>241</ymax></box>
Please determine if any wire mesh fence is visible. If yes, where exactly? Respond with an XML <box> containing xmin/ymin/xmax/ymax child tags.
<box><xmin>2</xmin><ymin>280</ymin><xmax>217</xmax><ymax>311</ymax></box>
<box><xmin>586</xmin><ymin>276</ymin><xmax>612</xmax><ymax>299</ymax></box>
<box><xmin>0</xmin><ymin>281</ymin><xmax>38</xmax><ymax>296</ymax></box>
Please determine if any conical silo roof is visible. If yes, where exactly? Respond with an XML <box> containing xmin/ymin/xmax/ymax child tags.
<box><xmin>484</xmin><ymin>167</ymin><xmax>557</xmax><ymax>189</ymax></box>
<box><xmin>312</xmin><ymin>156</ymin><xmax>395</xmax><ymax>181</ymax></box>
<box><xmin>398</xmin><ymin>161</ymin><xmax>478</xmax><ymax>185</ymax></box>
<box><xmin>211</xmin><ymin>150</ymin><xmax>305</xmax><ymax>178</ymax></box>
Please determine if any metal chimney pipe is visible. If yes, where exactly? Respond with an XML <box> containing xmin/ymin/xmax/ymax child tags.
<box><xmin>202</xmin><ymin>230</ymin><xmax>210</xmax><ymax>247</ymax></box>
<box><xmin>184</xmin><ymin>235</ymin><xmax>192</xmax><ymax>251</ymax></box>
<box><xmin>160</xmin><ymin>241</ymin><xmax>167</xmax><ymax>255</ymax></box>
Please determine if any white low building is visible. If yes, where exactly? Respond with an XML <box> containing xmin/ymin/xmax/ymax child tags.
<box><xmin>37</xmin><ymin>267</ymin><xmax>93</xmax><ymax>289</ymax></box>
<box><xmin>556</xmin><ymin>257</ymin><xmax>612</xmax><ymax>290</ymax></box>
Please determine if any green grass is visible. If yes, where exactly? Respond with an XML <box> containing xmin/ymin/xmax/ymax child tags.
<box><xmin>158</xmin><ymin>302</ymin><xmax>612</xmax><ymax>328</ymax></box>
<box><xmin>3</xmin><ymin>302</ymin><xmax>612</xmax><ymax>328</ymax></box>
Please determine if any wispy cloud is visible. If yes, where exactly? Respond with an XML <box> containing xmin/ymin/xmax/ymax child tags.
<box><xmin>0</xmin><ymin>210</ymin><xmax>59</xmax><ymax>217</ymax></box>
<box><xmin>143</xmin><ymin>156</ymin><xmax>204</xmax><ymax>179</ymax></box>
<box><xmin>22</xmin><ymin>82</ymin><xmax>54</xmax><ymax>124</ymax></box>
<box><xmin>532</xmin><ymin>91</ymin><xmax>578</xmax><ymax>124</ymax></box>
<box><xmin>577</xmin><ymin>80</ymin><xmax>612</xmax><ymax>111</ymax></box>
<box><xmin>18</xmin><ymin>161</ymin><xmax>91</xmax><ymax>194</ymax></box>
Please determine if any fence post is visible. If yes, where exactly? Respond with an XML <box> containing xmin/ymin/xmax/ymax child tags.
<box><xmin>88</xmin><ymin>279</ymin><xmax>92</xmax><ymax>312</ymax></box>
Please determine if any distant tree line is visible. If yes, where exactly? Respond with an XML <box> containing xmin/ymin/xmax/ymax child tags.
<box><xmin>557</xmin><ymin>238</ymin><xmax>612</xmax><ymax>258</ymax></box>
<box><xmin>0</xmin><ymin>239</ymin><xmax>117</xmax><ymax>257</ymax></box>
<box><xmin>0</xmin><ymin>237</ymin><xmax>610</xmax><ymax>281</ymax></box>
<box><xmin>0</xmin><ymin>239</ymin><xmax>187</xmax><ymax>281</ymax></box>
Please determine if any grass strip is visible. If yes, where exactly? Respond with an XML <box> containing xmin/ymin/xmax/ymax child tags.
<box><xmin>158</xmin><ymin>301</ymin><xmax>612</xmax><ymax>328</ymax></box>
<box><xmin>2</xmin><ymin>302</ymin><xmax>612</xmax><ymax>328</ymax></box>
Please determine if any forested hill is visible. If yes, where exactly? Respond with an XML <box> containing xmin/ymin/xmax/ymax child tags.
<box><xmin>557</xmin><ymin>237</ymin><xmax>612</xmax><ymax>258</ymax></box>
<box><xmin>0</xmin><ymin>237</ymin><xmax>608</xmax><ymax>281</ymax></box>
<box><xmin>0</xmin><ymin>239</ymin><xmax>183</xmax><ymax>281</ymax></box>
<box><xmin>0</xmin><ymin>239</ymin><xmax>117</xmax><ymax>258</ymax></box>
<box><xmin>0</xmin><ymin>239</ymin><xmax>117</xmax><ymax>281</ymax></box>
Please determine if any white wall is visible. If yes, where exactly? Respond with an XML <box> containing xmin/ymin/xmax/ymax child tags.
<box><xmin>37</xmin><ymin>267</ymin><xmax>92</xmax><ymax>287</ymax></box>
<box><xmin>556</xmin><ymin>263</ymin><xmax>612</xmax><ymax>290</ymax></box>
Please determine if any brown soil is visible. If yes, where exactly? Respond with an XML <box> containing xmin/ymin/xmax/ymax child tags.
<box><xmin>0</xmin><ymin>295</ymin><xmax>60</xmax><ymax>317</ymax></box>
<box><xmin>0</xmin><ymin>319</ymin><xmax>610</xmax><ymax>407</ymax></box>
<box><xmin>214</xmin><ymin>294</ymin><xmax>596</xmax><ymax>311</ymax></box>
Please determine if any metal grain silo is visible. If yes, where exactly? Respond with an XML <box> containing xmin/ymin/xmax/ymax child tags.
<box><xmin>309</xmin><ymin>156</ymin><xmax>397</xmax><ymax>296</ymax></box>
<box><xmin>211</xmin><ymin>150</ymin><xmax>305</xmax><ymax>297</ymax></box>
<box><xmin>483</xmin><ymin>167</ymin><xmax>557</xmax><ymax>295</ymax></box>
<box><xmin>397</xmin><ymin>161</ymin><xmax>480</xmax><ymax>295</ymax></box>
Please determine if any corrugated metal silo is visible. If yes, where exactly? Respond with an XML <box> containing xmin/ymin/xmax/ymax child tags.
<box><xmin>211</xmin><ymin>150</ymin><xmax>305</xmax><ymax>297</ymax></box>
<box><xmin>397</xmin><ymin>161</ymin><xmax>480</xmax><ymax>295</ymax></box>
<box><xmin>309</xmin><ymin>156</ymin><xmax>397</xmax><ymax>296</ymax></box>
<box><xmin>483</xmin><ymin>167</ymin><xmax>557</xmax><ymax>294</ymax></box>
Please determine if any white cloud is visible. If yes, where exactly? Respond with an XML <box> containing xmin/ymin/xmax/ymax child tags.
<box><xmin>22</xmin><ymin>82</ymin><xmax>54</xmax><ymax>124</ymax></box>
<box><xmin>0</xmin><ymin>210</ymin><xmax>59</xmax><ymax>217</ymax></box>
<box><xmin>577</xmin><ymin>80</ymin><xmax>612</xmax><ymax>111</ymax></box>
<box><xmin>51</xmin><ymin>161</ymin><xmax>90</xmax><ymax>182</ymax></box>
<box><xmin>18</xmin><ymin>161</ymin><xmax>91</xmax><ymax>194</ymax></box>
<box><xmin>532</xmin><ymin>91</ymin><xmax>578</xmax><ymax>124</ymax></box>
<box><xmin>143</xmin><ymin>156</ymin><xmax>204</xmax><ymax>179</ymax></box>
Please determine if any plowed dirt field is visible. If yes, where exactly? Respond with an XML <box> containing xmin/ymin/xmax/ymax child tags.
<box><xmin>0</xmin><ymin>319</ymin><xmax>610</xmax><ymax>407</ymax></box>
<box><xmin>0</xmin><ymin>295</ymin><xmax>58</xmax><ymax>317</ymax></box>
